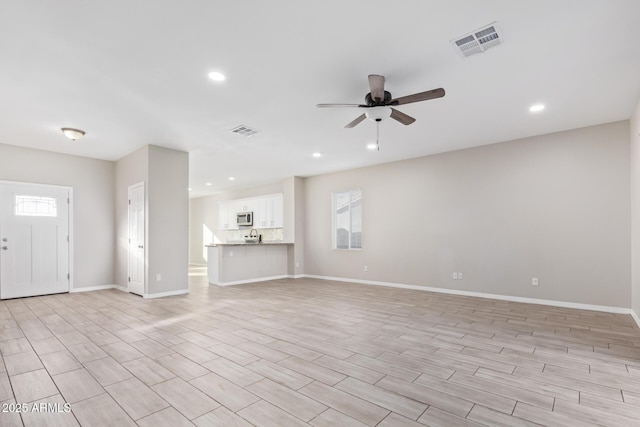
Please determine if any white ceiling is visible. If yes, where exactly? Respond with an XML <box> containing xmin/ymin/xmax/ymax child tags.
<box><xmin>1</xmin><ymin>1</ymin><xmax>639</xmax><ymax>197</ymax></box>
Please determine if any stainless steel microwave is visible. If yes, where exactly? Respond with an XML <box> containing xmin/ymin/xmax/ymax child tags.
<box><xmin>237</xmin><ymin>211</ymin><xmax>253</xmax><ymax>226</ymax></box>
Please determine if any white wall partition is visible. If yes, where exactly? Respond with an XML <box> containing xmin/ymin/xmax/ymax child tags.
<box><xmin>116</xmin><ymin>145</ymin><xmax>189</xmax><ymax>297</ymax></box>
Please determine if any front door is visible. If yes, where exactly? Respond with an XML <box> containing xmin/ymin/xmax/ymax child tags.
<box><xmin>0</xmin><ymin>183</ymin><xmax>70</xmax><ymax>299</ymax></box>
<box><xmin>128</xmin><ymin>182</ymin><xmax>145</xmax><ymax>296</ymax></box>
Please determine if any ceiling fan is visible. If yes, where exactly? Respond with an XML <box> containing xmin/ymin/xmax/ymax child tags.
<box><xmin>317</xmin><ymin>74</ymin><xmax>445</xmax><ymax>128</ymax></box>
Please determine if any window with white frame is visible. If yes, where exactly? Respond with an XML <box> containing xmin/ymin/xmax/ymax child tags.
<box><xmin>15</xmin><ymin>195</ymin><xmax>57</xmax><ymax>217</ymax></box>
<box><xmin>332</xmin><ymin>189</ymin><xmax>361</xmax><ymax>249</ymax></box>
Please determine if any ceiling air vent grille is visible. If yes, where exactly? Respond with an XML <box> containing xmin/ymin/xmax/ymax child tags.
<box><xmin>229</xmin><ymin>125</ymin><xmax>260</xmax><ymax>137</ymax></box>
<box><xmin>452</xmin><ymin>22</ymin><xmax>503</xmax><ymax>58</ymax></box>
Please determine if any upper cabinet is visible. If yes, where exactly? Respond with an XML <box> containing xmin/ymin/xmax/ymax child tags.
<box><xmin>218</xmin><ymin>193</ymin><xmax>283</xmax><ymax>230</ymax></box>
<box><xmin>270</xmin><ymin>193</ymin><xmax>284</xmax><ymax>228</ymax></box>
<box><xmin>255</xmin><ymin>193</ymin><xmax>283</xmax><ymax>229</ymax></box>
<box><xmin>218</xmin><ymin>201</ymin><xmax>239</xmax><ymax>230</ymax></box>
<box><xmin>237</xmin><ymin>199</ymin><xmax>254</xmax><ymax>213</ymax></box>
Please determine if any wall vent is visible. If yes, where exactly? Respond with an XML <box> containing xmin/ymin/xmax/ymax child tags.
<box><xmin>452</xmin><ymin>22</ymin><xmax>503</xmax><ymax>58</ymax></box>
<box><xmin>229</xmin><ymin>125</ymin><xmax>260</xmax><ymax>137</ymax></box>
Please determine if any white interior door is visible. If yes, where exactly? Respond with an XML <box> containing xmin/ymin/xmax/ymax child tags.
<box><xmin>0</xmin><ymin>183</ymin><xmax>70</xmax><ymax>299</ymax></box>
<box><xmin>128</xmin><ymin>182</ymin><xmax>145</xmax><ymax>296</ymax></box>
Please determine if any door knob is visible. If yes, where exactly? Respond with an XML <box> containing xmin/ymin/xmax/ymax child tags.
<box><xmin>1</xmin><ymin>246</ymin><xmax>7</xmax><ymax>250</ymax></box>
<box><xmin>1</xmin><ymin>238</ymin><xmax>7</xmax><ymax>242</ymax></box>
<box><xmin>138</xmin><ymin>245</ymin><xmax>143</xmax><ymax>249</ymax></box>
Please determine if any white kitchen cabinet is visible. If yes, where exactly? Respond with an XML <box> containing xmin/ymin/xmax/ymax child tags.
<box><xmin>218</xmin><ymin>203</ymin><xmax>228</xmax><ymax>230</ymax></box>
<box><xmin>271</xmin><ymin>194</ymin><xmax>283</xmax><ymax>228</ymax></box>
<box><xmin>220</xmin><ymin>194</ymin><xmax>283</xmax><ymax>230</ymax></box>
<box><xmin>218</xmin><ymin>201</ymin><xmax>239</xmax><ymax>230</ymax></box>
<box><xmin>237</xmin><ymin>199</ymin><xmax>254</xmax><ymax>213</ymax></box>
<box><xmin>254</xmin><ymin>194</ymin><xmax>283</xmax><ymax>229</ymax></box>
<box><xmin>255</xmin><ymin>197</ymin><xmax>270</xmax><ymax>228</ymax></box>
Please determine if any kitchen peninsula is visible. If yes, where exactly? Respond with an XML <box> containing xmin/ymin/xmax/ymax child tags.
<box><xmin>206</xmin><ymin>242</ymin><xmax>293</xmax><ymax>286</ymax></box>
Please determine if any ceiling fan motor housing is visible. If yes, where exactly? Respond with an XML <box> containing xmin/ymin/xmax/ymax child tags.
<box><xmin>365</xmin><ymin>91</ymin><xmax>392</xmax><ymax>106</ymax></box>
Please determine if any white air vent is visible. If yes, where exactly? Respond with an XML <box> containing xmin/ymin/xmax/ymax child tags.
<box><xmin>230</xmin><ymin>125</ymin><xmax>260</xmax><ymax>137</ymax></box>
<box><xmin>452</xmin><ymin>22</ymin><xmax>503</xmax><ymax>58</ymax></box>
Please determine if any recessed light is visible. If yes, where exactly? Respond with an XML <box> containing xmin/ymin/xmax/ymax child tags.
<box><xmin>529</xmin><ymin>104</ymin><xmax>545</xmax><ymax>113</ymax></box>
<box><xmin>312</xmin><ymin>152</ymin><xmax>322</xmax><ymax>158</ymax></box>
<box><xmin>205</xmin><ymin>182</ymin><xmax>212</xmax><ymax>186</ymax></box>
<box><xmin>228</xmin><ymin>177</ymin><xmax>235</xmax><ymax>181</ymax></box>
<box><xmin>366</xmin><ymin>143</ymin><xmax>378</xmax><ymax>150</ymax></box>
<box><xmin>208</xmin><ymin>71</ymin><xmax>226</xmax><ymax>82</ymax></box>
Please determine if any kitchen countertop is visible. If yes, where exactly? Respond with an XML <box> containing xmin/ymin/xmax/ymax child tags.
<box><xmin>205</xmin><ymin>241</ymin><xmax>293</xmax><ymax>247</ymax></box>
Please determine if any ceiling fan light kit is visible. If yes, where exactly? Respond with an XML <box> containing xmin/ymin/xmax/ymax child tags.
<box><xmin>365</xmin><ymin>106</ymin><xmax>391</xmax><ymax>122</ymax></box>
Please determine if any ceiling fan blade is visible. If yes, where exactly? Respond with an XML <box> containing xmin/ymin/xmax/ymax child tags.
<box><xmin>390</xmin><ymin>108</ymin><xmax>416</xmax><ymax>125</ymax></box>
<box><xmin>368</xmin><ymin>74</ymin><xmax>385</xmax><ymax>102</ymax></box>
<box><xmin>345</xmin><ymin>114</ymin><xmax>366</xmax><ymax>128</ymax></box>
<box><xmin>317</xmin><ymin>103</ymin><xmax>366</xmax><ymax>108</ymax></box>
<box><xmin>389</xmin><ymin>88</ymin><xmax>445</xmax><ymax>106</ymax></box>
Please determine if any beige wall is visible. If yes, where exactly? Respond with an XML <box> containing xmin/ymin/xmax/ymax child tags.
<box><xmin>304</xmin><ymin>121</ymin><xmax>631</xmax><ymax>308</ymax></box>
<box><xmin>147</xmin><ymin>145</ymin><xmax>189</xmax><ymax>294</ymax></box>
<box><xmin>0</xmin><ymin>143</ymin><xmax>115</xmax><ymax>289</ymax></box>
<box><xmin>115</xmin><ymin>145</ymin><xmax>189</xmax><ymax>296</ymax></box>
<box><xmin>114</xmin><ymin>146</ymin><xmax>148</xmax><ymax>289</ymax></box>
<box><xmin>631</xmin><ymin>99</ymin><xmax>640</xmax><ymax>316</ymax></box>
<box><xmin>289</xmin><ymin>176</ymin><xmax>305</xmax><ymax>276</ymax></box>
<box><xmin>189</xmin><ymin>195</ymin><xmax>216</xmax><ymax>265</ymax></box>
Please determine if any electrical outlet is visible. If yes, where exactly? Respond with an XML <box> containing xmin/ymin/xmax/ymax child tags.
<box><xmin>229</xmin><ymin>250</ymin><xmax>233</xmax><ymax>257</ymax></box>
<box><xmin>156</xmin><ymin>274</ymin><xmax>161</xmax><ymax>282</ymax></box>
<box><xmin>296</xmin><ymin>262</ymin><xmax>299</xmax><ymax>268</ymax></box>
<box><xmin>452</xmin><ymin>272</ymin><xmax>458</xmax><ymax>280</ymax></box>
<box><xmin>458</xmin><ymin>272</ymin><xmax>463</xmax><ymax>280</ymax></box>
<box><xmin>364</xmin><ymin>265</ymin><xmax>368</xmax><ymax>272</ymax></box>
<box><xmin>532</xmin><ymin>277</ymin><xmax>539</xmax><ymax>286</ymax></box>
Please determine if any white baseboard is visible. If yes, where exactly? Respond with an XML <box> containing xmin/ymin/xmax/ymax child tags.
<box><xmin>289</xmin><ymin>274</ymin><xmax>305</xmax><ymax>279</ymax></box>
<box><xmin>68</xmin><ymin>284</ymin><xmax>189</xmax><ymax>300</ymax></box>
<box><xmin>303</xmin><ymin>274</ymin><xmax>636</xmax><ymax>317</ymax></box>
<box><xmin>143</xmin><ymin>289</ymin><xmax>189</xmax><ymax>299</ymax></box>
<box><xmin>630</xmin><ymin>310</ymin><xmax>640</xmax><ymax>329</ymax></box>
<box><xmin>212</xmin><ymin>275</ymin><xmax>289</xmax><ymax>287</ymax></box>
<box><xmin>70</xmin><ymin>285</ymin><xmax>117</xmax><ymax>293</ymax></box>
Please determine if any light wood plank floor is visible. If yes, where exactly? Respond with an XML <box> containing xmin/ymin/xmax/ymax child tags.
<box><xmin>1</xmin><ymin>266</ymin><xmax>640</xmax><ymax>426</ymax></box>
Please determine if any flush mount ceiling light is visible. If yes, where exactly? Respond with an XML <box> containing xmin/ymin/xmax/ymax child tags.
<box><xmin>61</xmin><ymin>128</ymin><xmax>85</xmax><ymax>141</ymax></box>
<box><xmin>228</xmin><ymin>177</ymin><xmax>235</xmax><ymax>181</ymax></box>
<box><xmin>366</xmin><ymin>143</ymin><xmax>378</xmax><ymax>150</ymax></box>
<box><xmin>529</xmin><ymin>104</ymin><xmax>545</xmax><ymax>113</ymax></box>
<box><xmin>205</xmin><ymin>182</ymin><xmax>212</xmax><ymax>186</ymax></box>
<box><xmin>312</xmin><ymin>152</ymin><xmax>322</xmax><ymax>158</ymax></box>
<box><xmin>208</xmin><ymin>71</ymin><xmax>226</xmax><ymax>82</ymax></box>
